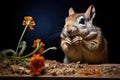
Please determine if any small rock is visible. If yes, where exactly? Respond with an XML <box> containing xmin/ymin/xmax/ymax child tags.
<box><xmin>25</xmin><ymin>69</ymin><xmax>30</xmax><ymax>74</ymax></box>
<box><xmin>11</xmin><ymin>65</ymin><xmax>19</xmax><ymax>73</ymax></box>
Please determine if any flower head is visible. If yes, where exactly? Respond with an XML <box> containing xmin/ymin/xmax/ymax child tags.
<box><xmin>32</xmin><ymin>39</ymin><xmax>45</xmax><ymax>54</ymax></box>
<box><xmin>32</xmin><ymin>39</ymin><xmax>41</xmax><ymax>48</ymax></box>
<box><xmin>22</xmin><ymin>16</ymin><xmax>35</xmax><ymax>30</ymax></box>
<box><xmin>30</xmin><ymin>54</ymin><xmax>45</xmax><ymax>75</ymax></box>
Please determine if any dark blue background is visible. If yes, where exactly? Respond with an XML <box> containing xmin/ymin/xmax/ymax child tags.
<box><xmin>0</xmin><ymin>0</ymin><xmax>119</xmax><ymax>63</ymax></box>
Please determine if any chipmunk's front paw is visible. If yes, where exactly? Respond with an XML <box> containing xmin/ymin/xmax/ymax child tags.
<box><xmin>65</xmin><ymin>37</ymin><xmax>72</xmax><ymax>45</ymax></box>
<box><xmin>87</xmin><ymin>40</ymin><xmax>99</xmax><ymax>51</ymax></box>
<box><xmin>72</xmin><ymin>36</ymin><xmax>83</xmax><ymax>44</ymax></box>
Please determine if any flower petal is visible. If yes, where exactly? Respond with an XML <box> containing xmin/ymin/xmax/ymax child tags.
<box><xmin>30</xmin><ymin>54</ymin><xmax>45</xmax><ymax>75</ymax></box>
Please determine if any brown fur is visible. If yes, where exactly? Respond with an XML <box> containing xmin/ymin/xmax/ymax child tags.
<box><xmin>61</xmin><ymin>5</ymin><xmax>108</xmax><ymax>64</ymax></box>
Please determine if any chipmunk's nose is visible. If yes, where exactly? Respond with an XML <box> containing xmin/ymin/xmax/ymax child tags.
<box><xmin>67</xmin><ymin>29</ymin><xmax>72</xmax><ymax>34</ymax></box>
<box><xmin>67</xmin><ymin>26</ymin><xmax>78</xmax><ymax>36</ymax></box>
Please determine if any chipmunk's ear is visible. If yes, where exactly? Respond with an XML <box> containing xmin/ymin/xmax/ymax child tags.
<box><xmin>85</xmin><ymin>5</ymin><xmax>96</xmax><ymax>21</ymax></box>
<box><xmin>68</xmin><ymin>7</ymin><xmax>75</xmax><ymax>16</ymax></box>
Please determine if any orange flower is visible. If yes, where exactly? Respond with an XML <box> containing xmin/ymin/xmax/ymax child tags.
<box><xmin>32</xmin><ymin>39</ymin><xmax>41</xmax><ymax>48</ymax></box>
<box><xmin>40</xmin><ymin>42</ymin><xmax>45</xmax><ymax>47</ymax></box>
<box><xmin>22</xmin><ymin>16</ymin><xmax>35</xmax><ymax>30</ymax></box>
<box><xmin>32</xmin><ymin>39</ymin><xmax>45</xmax><ymax>54</ymax></box>
<box><xmin>30</xmin><ymin>54</ymin><xmax>45</xmax><ymax>75</ymax></box>
<box><xmin>38</xmin><ymin>47</ymin><xmax>44</xmax><ymax>54</ymax></box>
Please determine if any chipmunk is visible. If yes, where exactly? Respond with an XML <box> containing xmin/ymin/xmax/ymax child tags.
<box><xmin>60</xmin><ymin>5</ymin><xmax>108</xmax><ymax>64</ymax></box>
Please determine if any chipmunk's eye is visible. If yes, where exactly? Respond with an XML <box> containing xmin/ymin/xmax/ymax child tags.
<box><xmin>79</xmin><ymin>18</ymin><xmax>85</xmax><ymax>24</ymax></box>
<box><xmin>77</xmin><ymin>16</ymin><xmax>85</xmax><ymax>25</ymax></box>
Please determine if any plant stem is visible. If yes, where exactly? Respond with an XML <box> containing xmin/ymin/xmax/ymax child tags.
<box><xmin>41</xmin><ymin>46</ymin><xmax>57</xmax><ymax>55</ymax></box>
<box><xmin>0</xmin><ymin>49</ymin><xmax>16</xmax><ymax>58</ymax></box>
<box><xmin>15</xmin><ymin>21</ymin><xmax>30</xmax><ymax>56</ymax></box>
<box><xmin>19</xmin><ymin>44</ymin><xmax>27</xmax><ymax>57</ymax></box>
<box><xmin>13</xmin><ymin>43</ymin><xmax>40</xmax><ymax>60</ymax></box>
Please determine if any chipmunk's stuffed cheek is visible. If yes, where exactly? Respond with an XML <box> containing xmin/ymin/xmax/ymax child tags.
<box><xmin>78</xmin><ymin>28</ymin><xmax>89</xmax><ymax>37</ymax></box>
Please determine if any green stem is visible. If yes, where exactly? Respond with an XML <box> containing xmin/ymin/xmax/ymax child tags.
<box><xmin>0</xmin><ymin>49</ymin><xmax>16</xmax><ymax>58</ymax></box>
<box><xmin>13</xmin><ymin>43</ymin><xmax>40</xmax><ymax>60</ymax></box>
<box><xmin>19</xmin><ymin>44</ymin><xmax>27</xmax><ymax>57</ymax></box>
<box><xmin>42</xmin><ymin>46</ymin><xmax>57</xmax><ymax>55</ymax></box>
<box><xmin>15</xmin><ymin>21</ymin><xmax>30</xmax><ymax>56</ymax></box>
